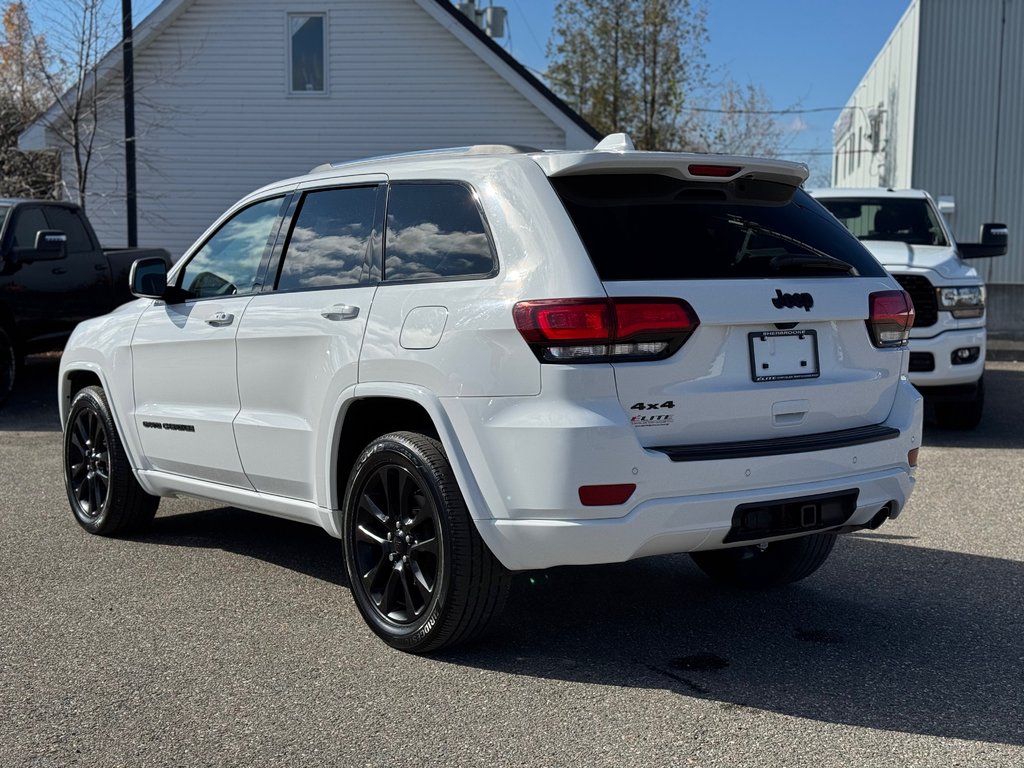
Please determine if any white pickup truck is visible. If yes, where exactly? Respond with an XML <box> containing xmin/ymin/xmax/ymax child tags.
<box><xmin>812</xmin><ymin>189</ymin><xmax>1007</xmax><ymax>429</ymax></box>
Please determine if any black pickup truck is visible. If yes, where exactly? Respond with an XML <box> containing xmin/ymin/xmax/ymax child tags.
<box><xmin>0</xmin><ymin>199</ymin><xmax>171</xmax><ymax>403</ymax></box>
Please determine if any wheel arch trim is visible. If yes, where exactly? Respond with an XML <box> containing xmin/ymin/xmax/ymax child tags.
<box><xmin>58</xmin><ymin>361</ymin><xmax>156</xmax><ymax>494</ymax></box>
<box><xmin>321</xmin><ymin>382</ymin><xmax>494</xmax><ymax>535</ymax></box>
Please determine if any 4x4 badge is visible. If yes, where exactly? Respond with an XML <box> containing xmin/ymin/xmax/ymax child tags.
<box><xmin>772</xmin><ymin>289</ymin><xmax>813</xmax><ymax>311</ymax></box>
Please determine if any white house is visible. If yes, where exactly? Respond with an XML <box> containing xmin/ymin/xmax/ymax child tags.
<box><xmin>20</xmin><ymin>0</ymin><xmax>599</xmax><ymax>258</ymax></box>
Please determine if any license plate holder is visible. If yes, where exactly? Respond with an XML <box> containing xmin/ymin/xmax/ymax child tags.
<box><xmin>749</xmin><ymin>329</ymin><xmax>819</xmax><ymax>382</ymax></box>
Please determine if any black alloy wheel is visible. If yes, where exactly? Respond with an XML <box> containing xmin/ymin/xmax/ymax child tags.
<box><xmin>67</xmin><ymin>403</ymin><xmax>111</xmax><ymax>519</ymax></box>
<box><xmin>342</xmin><ymin>432</ymin><xmax>509</xmax><ymax>653</ymax></box>
<box><xmin>63</xmin><ymin>386</ymin><xmax>159</xmax><ymax>535</ymax></box>
<box><xmin>352</xmin><ymin>461</ymin><xmax>442</xmax><ymax>625</ymax></box>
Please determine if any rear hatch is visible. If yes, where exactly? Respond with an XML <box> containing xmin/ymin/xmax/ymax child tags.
<box><xmin>540</xmin><ymin>162</ymin><xmax>909</xmax><ymax>448</ymax></box>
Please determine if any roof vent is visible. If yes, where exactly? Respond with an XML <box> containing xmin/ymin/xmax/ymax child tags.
<box><xmin>594</xmin><ymin>133</ymin><xmax>635</xmax><ymax>152</ymax></box>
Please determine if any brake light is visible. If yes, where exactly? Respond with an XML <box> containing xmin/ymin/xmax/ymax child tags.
<box><xmin>867</xmin><ymin>290</ymin><xmax>915</xmax><ymax>348</ymax></box>
<box><xmin>688</xmin><ymin>164</ymin><xmax>741</xmax><ymax>178</ymax></box>
<box><xmin>513</xmin><ymin>298</ymin><xmax>699</xmax><ymax>363</ymax></box>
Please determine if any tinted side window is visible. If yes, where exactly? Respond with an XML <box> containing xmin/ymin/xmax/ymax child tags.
<box><xmin>12</xmin><ymin>208</ymin><xmax>48</xmax><ymax>249</ymax></box>
<box><xmin>43</xmin><ymin>207</ymin><xmax>96</xmax><ymax>253</ymax></box>
<box><xmin>276</xmin><ymin>186</ymin><xmax>379</xmax><ymax>291</ymax></box>
<box><xmin>550</xmin><ymin>175</ymin><xmax>888</xmax><ymax>280</ymax></box>
<box><xmin>384</xmin><ymin>183</ymin><xmax>495</xmax><ymax>282</ymax></box>
<box><xmin>178</xmin><ymin>197</ymin><xmax>284</xmax><ymax>299</ymax></box>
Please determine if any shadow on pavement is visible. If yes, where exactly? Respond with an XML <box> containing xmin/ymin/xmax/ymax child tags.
<box><xmin>0</xmin><ymin>354</ymin><xmax>62</xmax><ymax>432</ymax></box>
<box><xmin>140</xmin><ymin>505</ymin><xmax>348</xmax><ymax>587</ymax></box>
<box><xmin>137</xmin><ymin>504</ymin><xmax>1023</xmax><ymax>746</ymax></box>
<box><xmin>922</xmin><ymin>364</ymin><xmax>1024</xmax><ymax>448</ymax></box>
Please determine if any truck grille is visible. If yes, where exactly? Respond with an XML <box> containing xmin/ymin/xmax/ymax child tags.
<box><xmin>893</xmin><ymin>275</ymin><xmax>937</xmax><ymax>327</ymax></box>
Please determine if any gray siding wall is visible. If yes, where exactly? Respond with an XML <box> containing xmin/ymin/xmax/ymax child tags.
<box><xmin>912</xmin><ymin>0</ymin><xmax>1023</xmax><ymax>285</ymax></box>
<box><xmin>832</xmin><ymin>0</ymin><xmax>919</xmax><ymax>188</ymax></box>
<box><xmin>62</xmin><ymin>0</ymin><xmax>583</xmax><ymax>258</ymax></box>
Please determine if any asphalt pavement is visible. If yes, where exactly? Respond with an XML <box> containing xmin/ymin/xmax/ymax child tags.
<box><xmin>1</xmin><ymin>355</ymin><xmax>1021</xmax><ymax>767</ymax></box>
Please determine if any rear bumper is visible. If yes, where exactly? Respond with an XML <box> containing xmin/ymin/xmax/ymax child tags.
<box><xmin>444</xmin><ymin>378</ymin><xmax>923</xmax><ymax>571</ymax></box>
<box><xmin>477</xmin><ymin>468</ymin><xmax>912</xmax><ymax>570</ymax></box>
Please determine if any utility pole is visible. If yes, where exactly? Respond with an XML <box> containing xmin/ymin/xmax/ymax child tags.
<box><xmin>121</xmin><ymin>0</ymin><xmax>137</xmax><ymax>246</ymax></box>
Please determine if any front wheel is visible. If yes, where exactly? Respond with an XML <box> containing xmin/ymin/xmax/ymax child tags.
<box><xmin>64</xmin><ymin>386</ymin><xmax>160</xmax><ymax>535</ymax></box>
<box><xmin>690</xmin><ymin>532</ymin><xmax>837</xmax><ymax>588</ymax></box>
<box><xmin>341</xmin><ymin>431</ymin><xmax>509</xmax><ymax>653</ymax></box>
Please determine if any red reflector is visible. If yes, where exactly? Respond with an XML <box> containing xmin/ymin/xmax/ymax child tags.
<box><xmin>687</xmin><ymin>164</ymin><xmax>741</xmax><ymax>178</ymax></box>
<box><xmin>579</xmin><ymin>483</ymin><xmax>636</xmax><ymax>506</ymax></box>
<box><xmin>908</xmin><ymin>448</ymin><xmax>919</xmax><ymax>467</ymax></box>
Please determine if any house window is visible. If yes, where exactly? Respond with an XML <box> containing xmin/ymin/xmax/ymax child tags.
<box><xmin>289</xmin><ymin>13</ymin><xmax>326</xmax><ymax>93</ymax></box>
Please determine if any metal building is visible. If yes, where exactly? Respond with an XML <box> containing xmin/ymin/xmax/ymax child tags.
<box><xmin>832</xmin><ymin>0</ymin><xmax>1023</xmax><ymax>333</ymax></box>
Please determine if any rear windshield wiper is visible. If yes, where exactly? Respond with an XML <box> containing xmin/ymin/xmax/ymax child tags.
<box><xmin>727</xmin><ymin>215</ymin><xmax>858</xmax><ymax>275</ymax></box>
<box><xmin>769</xmin><ymin>253</ymin><xmax>856</xmax><ymax>274</ymax></box>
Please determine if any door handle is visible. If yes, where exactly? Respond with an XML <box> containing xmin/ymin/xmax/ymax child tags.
<box><xmin>205</xmin><ymin>311</ymin><xmax>234</xmax><ymax>327</ymax></box>
<box><xmin>321</xmin><ymin>304</ymin><xmax>360</xmax><ymax>321</ymax></box>
<box><xmin>51</xmin><ymin>267</ymin><xmax>67</xmax><ymax>275</ymax></box>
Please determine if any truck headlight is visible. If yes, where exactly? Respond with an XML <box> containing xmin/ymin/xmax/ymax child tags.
<box><xmin>937</xmin><ymin>286</ymin><xmax>985</xmax><ymax>318</ymax></box>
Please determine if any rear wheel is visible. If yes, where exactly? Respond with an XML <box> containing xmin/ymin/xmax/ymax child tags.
<box><xmin>0</xmin><ymin>327</ymin><xmax>18</xmax><ymax>406</ymax></box>
<box><xmin>64</xmin><ymin>386</ymin><xmax>159</xmax><ymax>535</ymax></box>
<box><xmin>933</xmin><ymin>375</ymin><xmax>984</xmax><ymax>430</ymax></box>
<box><xmin>690</xmin><ymin>532</ymin><xmax>837</xmax><ymax>588</ymax></box>
<box><xmin>342</xmin><ymin>431</ymin><xmax>509</xmax><ymax>653</ymax></box>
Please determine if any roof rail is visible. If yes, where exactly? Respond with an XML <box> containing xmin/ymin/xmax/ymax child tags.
<box><xmin>310</xmin><ymin>144</ymin><xmax>541</xmax><ymax>173</ymax></box>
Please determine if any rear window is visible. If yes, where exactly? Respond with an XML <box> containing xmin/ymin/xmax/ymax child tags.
<box><xmin>551</xmin><ymin>174</ymin><xmax>887</xmax><ymax>280</ymax></box>
<box><xmin>816</xmin><ymin>197</ymin><xmax>949</xmax><ymax>247</ymax></box>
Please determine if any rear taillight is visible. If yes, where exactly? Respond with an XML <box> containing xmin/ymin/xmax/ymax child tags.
<box><xmin>868</xmin><ymin>290</ymin><xmax>915</xmax><ymax>348</ymax></box>
<box><xmin>513</xmin><ymin>298</ymin><xmax>699</xmax><ymax>363</ymax></box>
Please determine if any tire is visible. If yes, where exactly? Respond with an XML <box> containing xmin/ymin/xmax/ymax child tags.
<box><xmin>933</xmin><ymin>375</ymin><xmax>984</xmax><ymax>430</ymax></box>
<box><xmin>64</xmin><ymin>386</ymin><xmax>159</xmax><ymax>535</ymax></box>
<box><xmin>341</xmin><ymin>431</ymin><xmax>510</xmax><ymax>653</ymax></box>
<box><xmin>690</xmin><ymin>532</ymin><xmax>837</xmax><ymax>588</ymax></box>
<box><xmin>0</xmin><ymin>326</ymin><xmax>18</xmax><ymax>406</ymax></box>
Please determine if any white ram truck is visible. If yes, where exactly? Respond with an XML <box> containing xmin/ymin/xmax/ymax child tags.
<box><xmin>812</xmin><ymin>188</ymin><xmax>1007</xmax><ymax>429</ymax></box>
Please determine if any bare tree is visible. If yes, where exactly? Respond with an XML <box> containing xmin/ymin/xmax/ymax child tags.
<box><xmin>547</xmin><ymin>0</ymin><xmax>710</xmax><ymax>150</ymax></box>
<box><xmin>0</xmin><ymin>1</ymin><xmax>60</xmax><ymax>197</ymax></box>
<box><xmin>689</xmin><ymin>80</ymin><xmax>791</xmax><ymax>157</ymax></box>
<box><xmin>24</xmin><ymin>0</ymin><xmax>121</xmax><ymax>213</ymax></box>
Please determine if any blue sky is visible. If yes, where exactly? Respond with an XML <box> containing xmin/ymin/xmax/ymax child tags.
<box><xmin>35</xmin><ymin>0</ymin><xmax>912</xmax><ymax>175</ymax></box>
<box><xmin>500</xmin><ymin>0</ymin><xmax>911</xmax><ymax>174</ymax></box>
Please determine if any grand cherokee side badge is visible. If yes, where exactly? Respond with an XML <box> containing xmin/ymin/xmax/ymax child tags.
<box><xmin>772</xmin><ymin>289</ymin><xmax>813</xmax><ymax>311</ymax></box>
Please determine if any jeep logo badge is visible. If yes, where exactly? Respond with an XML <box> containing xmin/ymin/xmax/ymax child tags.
<box><xmin>772</xmin><ymin>289</ymin><xmax>813</xmax><ymax>312</ymax></box>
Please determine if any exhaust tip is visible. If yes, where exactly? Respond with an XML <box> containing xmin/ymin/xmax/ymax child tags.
<box><xmin>867</xmin><ymin>502</ymin><xmax>896</xmax><ymax>530</ymax></box>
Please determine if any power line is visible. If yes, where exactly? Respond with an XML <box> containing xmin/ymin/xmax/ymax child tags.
<box><xmin>686</xmin><ymin>105</ymin><xmax>849</xmax><ymax>115</ymax></box>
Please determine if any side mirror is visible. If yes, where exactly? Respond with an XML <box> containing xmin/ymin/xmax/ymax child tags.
<box><xmin>130</xmin><ymin>256</ymin><xmax>171</xmax><ymax>299</ymax></box>
<box><xmin>11</xmin><ymin>230</ymin><xmax>68</xmax><ymax>262</ymax></box>
<box><xmin>959</xmin><ymin>223</ymin><xmax>1008</xmax><ymax>259</ymax></box>
<box><xmin>937</xmin><ymin>196</ymin><xmax>955</xmax><ymax>216</ymax></box>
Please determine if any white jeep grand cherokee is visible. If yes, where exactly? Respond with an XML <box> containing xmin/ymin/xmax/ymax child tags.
<box><xmin>59</xmin><ymin>136</ymin><xmax>922</xmax><ymax>653</ymax></box>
